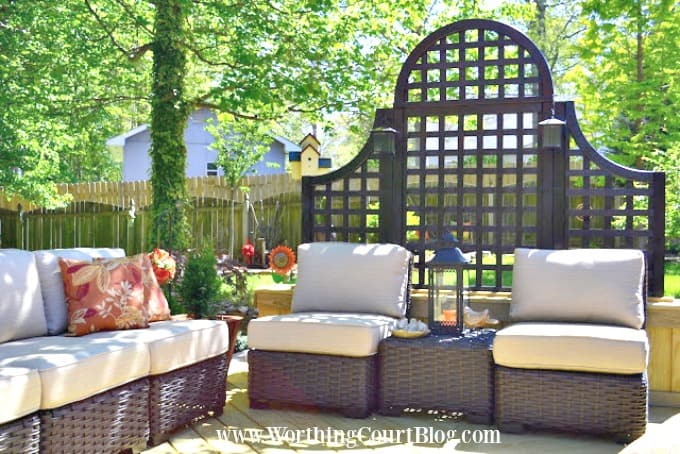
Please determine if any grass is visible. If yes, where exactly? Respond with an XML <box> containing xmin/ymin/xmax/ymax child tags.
<box><xmin>216</xmin><ymin>271</ymin><xmax>278</xmax><ymax>307</ymax></box>
<box><xmin>665</xmin><ymin>261</ymin><xmax>680</xmax><ymax>298</ymax></box>
<box><xmin>248</xmin><ymin>271</ymin><xmax>281</xmax><ymax>290</ymax></box>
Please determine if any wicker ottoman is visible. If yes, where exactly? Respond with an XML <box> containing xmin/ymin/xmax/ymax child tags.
<box><xmin>378</xmin><ymin>330</ymin><xmax>495</xmax><ymax>424</ymax></box>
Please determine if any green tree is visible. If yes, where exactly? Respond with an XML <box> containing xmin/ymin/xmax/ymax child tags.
<box><xmin>89</xmin><ymin>0</ymin><xmax>496</xmax><ymax>249</ymax></box>
<box><xmin>2</xmin><ymin>0</ymin><xmax>504</xmax><ymax>246</ymax></box>
<box><xmin>567</xmin><ymin>0</ymin><xmax>680</xmax><ymax>241</ymax></box>
<box><xmin>0</xmin><ymin>1</ymin><xmax>148</xmax><ymax>206</ymax></box>
<box><xmin>208</xmin><ymin>115</ymin><xmax>272</xmax><ymax>255</ymax></box>
<box><xmin>647</xmin><ymin>145</ymin><xmax>680</xmax><ymax>248</ymax></box>
<box><xmin>569</xmin><ymin>0</ymin><xmax>680</xmax><ymax>164</ymax></box>
<box><xmin>149</xmin><ymin>0</ymin><xmax>190</xmax><ymax>250</ymax></box>
<box><xmin>489</xmin><ymin>0</ymin><xmax>585</xmax><ymax>97</ymax></box>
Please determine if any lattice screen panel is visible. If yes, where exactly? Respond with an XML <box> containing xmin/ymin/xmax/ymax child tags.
<box><xmin>400</xmin><ymin>28</ymin><xmax>543</xmax><ymax>105</ymax></box>
<box><xmin>566</xmin><ymin>147</ymin><xmax>653</xmax><ymax>250</ymax></box>
<box><xmin>307</xmin><ymin>157</ymin><xmax>381</xmax><ymax>243</ymax></box>
<box><xmin>560</xmin><ymin>102</ymin><xmax>665</xmax><ymax>295</ymax></box>
<box><xmin>403</xmin><ymin>110</ymin><xmax>541</xmax><ymax>290</ymax></box>
<box><xmin>395</xmin><ymin>20</ymin><xmax>552</xmax><ymax>291</ymax></box>
<box><xmin>302</xmin><ymin>19</ymin><xmax>665</xmax><ymax>296</ymax></box>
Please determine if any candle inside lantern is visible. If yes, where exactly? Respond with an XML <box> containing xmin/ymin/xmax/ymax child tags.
<box><xmin>442</xmin><ymin>309</ymin><xmax>457</xmax><ymax>323</ymax></box>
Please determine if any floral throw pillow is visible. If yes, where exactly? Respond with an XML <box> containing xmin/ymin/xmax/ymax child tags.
<box><xmin>94</xmin><ymin>254</ymin><xmax>171</xmax><ymax>322</ymax></box>
<box><xmin>59</xmin><ymin>256</ymin><xmax>149</xmax><ymax>336</ymax></box>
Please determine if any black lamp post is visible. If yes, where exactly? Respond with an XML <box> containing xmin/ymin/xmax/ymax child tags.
<box><xmin>428</xmin><ymin>247</ymin><xmax>470</xmax><ymax>336</ymax></box>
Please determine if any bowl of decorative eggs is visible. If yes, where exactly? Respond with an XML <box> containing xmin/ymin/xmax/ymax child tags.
<box><xmin>391</xmin><ymin>318</ymin><xmax>430</xmax><ymax>338</ymax></box>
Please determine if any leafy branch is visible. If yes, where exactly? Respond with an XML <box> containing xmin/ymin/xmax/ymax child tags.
<box><xmin>84</xmin><ymin>0</ymin><xmax>152</xmax><ymax>61</ymax></box>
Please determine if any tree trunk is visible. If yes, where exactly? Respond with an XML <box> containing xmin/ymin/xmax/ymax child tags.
<box><xmin>533</xmin><ymin>0</ymin><xmax>547</xmax><ymax>43</ymax></box>
<box><xmin>150</xmin><ymin>0</ymin><xmax>190</xmax><ymax>251</ymax></box>
<box><xmin>634</xmin><ymin>0</ymin><xmax>645</xmax><ymax>168</ymax></box>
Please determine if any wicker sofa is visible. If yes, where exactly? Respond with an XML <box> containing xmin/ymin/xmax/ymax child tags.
<box><xmin>493</xmin><ymin>248</ymin><xmax>649</xmax><ymax>442</ymax></box>
<box><xmin>247</xmin><ymin>242</ymin><xmax>412</xmax><ymax>418</ymax></box>
<box><xmin>0</xmin><ymin>248</ymin><xmax>232</xmax><ymax>453</ymax></box>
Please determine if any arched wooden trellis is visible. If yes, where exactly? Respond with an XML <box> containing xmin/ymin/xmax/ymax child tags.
<box><xmin>302</xmin><ymin>19</ymin><xmax>665</xmax><ymax>296</ymax></box>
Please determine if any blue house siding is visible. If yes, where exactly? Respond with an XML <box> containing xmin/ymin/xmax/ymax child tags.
<box><xmin>109</xmin><ymin>108</ymin><xmax>297</xmax><ymax>182</ymax></box>
<box><xmin>249</xmin><ymin>140</ymin><xmax>287</xmax><ymax>175</ymax></box>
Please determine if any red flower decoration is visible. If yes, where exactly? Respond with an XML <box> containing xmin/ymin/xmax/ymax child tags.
<box><xmin>148</xmin><ymin>248</ymin><xmax>176</xmax><ymax>286</ymax></box>
<box><xmin>241</xmin><ymin>238</ymin><xmax>255</xmax><ymax>265</ymax></box>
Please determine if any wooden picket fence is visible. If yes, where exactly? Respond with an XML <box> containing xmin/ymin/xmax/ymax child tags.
<box><xmin>0</xmin><ymin>174</ymin><xmax>302</xmax><ymax>258</ymax></box>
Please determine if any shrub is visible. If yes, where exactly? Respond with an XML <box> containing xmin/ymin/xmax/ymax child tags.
<box><xmin>177</xmin><ymin>243</ymin><xmax>222</xmax><ymax>318</ymax></box>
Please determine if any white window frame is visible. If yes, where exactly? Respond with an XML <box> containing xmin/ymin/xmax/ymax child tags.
<box><xmin>206</xmin><ymin>162</ymin><xmax>219</xmax><ymax>176</ymax></box>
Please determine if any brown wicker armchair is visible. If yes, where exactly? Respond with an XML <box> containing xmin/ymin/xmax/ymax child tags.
<box><xmin>493</xmin><ymin>248</ymin><xmax>649</xmax><ymax>442</ymax></box>
<box><xmin>247</xmin><ymin>242</ymin><xmax>411</xmax><ymax>418</ymax></box>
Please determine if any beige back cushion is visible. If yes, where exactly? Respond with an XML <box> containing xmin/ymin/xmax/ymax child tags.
<box><xmin>510</xmin><ymin>248</ymin><xmax>645</xmax><ymax>328</ymax></box>
<box><xmin>34</xmin><ymin>248</ymin><xmax>126</xmax><ymax>335</ymax></box>
<box><xmin>0</xmin><ymin>249</ymin><xmax>47</xmax><ymax>342</ymax></box>
<box><xmin>291</xmin><ymin>242</ymin><xmax>411</xmax><ymax>318</ymax></box>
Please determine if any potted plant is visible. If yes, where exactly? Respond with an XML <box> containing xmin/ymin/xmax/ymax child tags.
<box><xmin>176</xmin><ymin>243</ymin><xmax>222</xmax><ymax>319</ymax></box>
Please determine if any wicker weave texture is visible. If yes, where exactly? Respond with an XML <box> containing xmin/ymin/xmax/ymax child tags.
<box><xmin>248</xmin><ymin>350</ymin><xmax>378</xmax><ymax>418</ymax></box>
<box><xmin>378</xmin><ymin>330</ymin><xmax>495</xmax><ymax>423</ymax></box>
<box><xmin>495</xmin><ymin>366</ymin><xmax>647</xmax><ymax>441</ymax></box>
<box><xmin>39</xmin><ymin>377</ymin><xmax>149</xmax><ymax>454</ymax></box>
<box><xmin>0</xmin><ymin>413</ymin><xmax>40</xmax><ymax>454</ymax></box>
<box><xmin>149</xmin><ymin>354</ymin><xmax>228</xmax><ymax>446</ymax></box>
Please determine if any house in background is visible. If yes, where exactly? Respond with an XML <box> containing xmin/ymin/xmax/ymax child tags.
<box><xmin>106</xmin><ymin>108</ymin><xmax>301</xmax><ymax>182</ymax></box>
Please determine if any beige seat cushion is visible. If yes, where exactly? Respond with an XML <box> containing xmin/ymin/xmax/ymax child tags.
<box><xmin>493</xmin><ymin>322</ymin><xmax>648</xmax><ymax>374</ymax></box>
<box><xmin>248</xmin><ymin>312</ymin><xmax>397</xmax><ymax>357</ymax></box>
<box><xmin>0</xmin><ymin>367</ymin><xmax>41</xmax><ymax>424</ymax></box>
<box><xmin>511</xmin><ymin>248</ymin><xmax>645</xmax><ymax>329</ymax></box>
<box><xmin>34</xmin><ymin>248</ymin><xmax>126</xmax><ymax>335</ymax></box>
<box><xmin>86</xmin><ymin>319</ymin><xmax>230</xmax><ymax>375</ymax></box>
<box><xmin>0</xmin><ymin>335</ymin><xmax>149</xmax><ymax>409</ymax></box>
<box><xmin>291</xmin><ymin>242</ymin><xmax>411</xmax><ymax>318</ymax></box>
<box><xmin>0</xmin><ymin>249</ymin><xmax>47</xmax><ymax>342</ymax></box>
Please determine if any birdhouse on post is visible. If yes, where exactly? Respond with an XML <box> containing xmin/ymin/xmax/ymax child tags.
<box><xmin>289</xmin><ymin>133</ymin><xmax>332</xmax><ymax>180</ymax></box>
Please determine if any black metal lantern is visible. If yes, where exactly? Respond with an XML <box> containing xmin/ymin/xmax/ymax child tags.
<box><xmin>538</xmin><ymin>113</ymin><xmax>566</xmax><ymax>149</ymax></box>
<box><xmin>371</xmin><ymin>126</ymin><xmax>398</xmax><ymax>154</ymax></box>
<box><xmin>428</xmin><ymin>247</ymin><xmax>470</xmax><ymax>336</ymax></box>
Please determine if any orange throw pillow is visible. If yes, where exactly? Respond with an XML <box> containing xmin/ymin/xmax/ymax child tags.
<box><xmin>59</xmin><ymin>256</ymin><xmax>149</xmax><ymax>336</ymax></box>
<box><xmin>94</xmin><ymin>254</ymin><xmax>171</xmax><ymax>322</ymax></box>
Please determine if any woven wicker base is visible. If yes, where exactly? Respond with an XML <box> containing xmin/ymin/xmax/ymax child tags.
<box><xmin>149</xmin><ymin>354</ymin><xmax>228</xmax><ymax>446</ymax></box>
<box><xmin>495</xmin><ymin>366</ymin><xmax>647</xmax><ymax>442</ymax></box>
<box><xmin>39</xmin><ymin>377</ymin><xmax>149</xmax><ymax>454</ymax></box>
<box><xmin>0</xmin><ymin>413</ymin><xmax>40</xmax><ymax>454</ymax></box>
<box><xmin>378</xmin><ymin>331</ymin><xmax>495</xmax><ymax>424</ymax></box>
<box><xmin>248</xmin><ymin>350</ymin><xmax>378</xmax><ymax>418</ymax></box>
